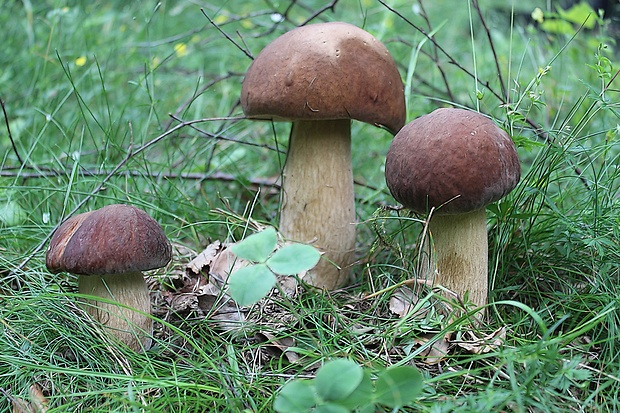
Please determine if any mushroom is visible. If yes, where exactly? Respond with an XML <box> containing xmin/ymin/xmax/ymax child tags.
<box><xmin>46</xmin><ymin>204</ymin><xmax>172</xmax><ymax>351</ymax></box>
<box><xmin>241</xmin><ymin>22</ymin><xmax>406</xmax><ymax>289</ymax></box>
<box><xmin>384</xmin><ymin>108</ymin><xmax>520</xmax><ymax>308</ymax></box>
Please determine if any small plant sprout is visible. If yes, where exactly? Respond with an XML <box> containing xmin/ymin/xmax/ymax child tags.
<box><xmin>273</xmin><ymin>358</ymin><xmax>424</xmax><ymax>413</ymax></box>
<box><xmin>227</xmin><ymin>227</ymin><xmax>321</xmax><ymax>306</ymax></box>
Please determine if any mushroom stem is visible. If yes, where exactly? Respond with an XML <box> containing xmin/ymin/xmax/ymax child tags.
<box><xmin>280</xmin><ymin>119</ymin><xmax>356</xmax><ymax>289</ymax></box>
<box><xmin>419</xmin><ymin>209</ymin><xmax>488</xmax><ymax>308</ymax></box>
<box><xmin>78</xmin><ymin>272</ymin><xmax>152</xmax><ymax>351</ymax></box>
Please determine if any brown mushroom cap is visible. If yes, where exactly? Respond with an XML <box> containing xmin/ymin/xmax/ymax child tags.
<box><xmin>385</xmin><ymin>108</ymin><xmax>521</xmax><ymax>214</ymax></box>
<box><xmin>46</xmin><ymin>204</ymin><xmax>172</xmax><ymax>275</ymax></box>
<box><xmin>240</xmin><ymin>22</ymin><xmax>406</xmax><ymax>134</ymax></box>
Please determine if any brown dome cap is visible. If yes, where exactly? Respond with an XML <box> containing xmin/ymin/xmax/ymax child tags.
<box><xmin>385</xmin><ymin>108</ymin><xmax>520</xmax><ymax>214</ymax></box>
<box><xmin>241</xmin><ymin>22</ymin><xmax>406</xmax><ymax>134</ymax></box>
<box><xmin>46</xmin><ymin>204</ymin><xmax>172</xmax><ymax>275</ymax></box>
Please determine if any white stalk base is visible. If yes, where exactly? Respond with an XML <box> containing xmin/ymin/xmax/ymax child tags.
<box><xmin>79</xmin><ymin>272</ymin><xmax>153</xmax><ymax>352</ymax></box>
<box><xmin>280</xmin><ymin>119</ymin><xmax>356</xmax><ymax>290</ymax></box>
<box><xmin>419</xmin><ymin>209</ymin><xmax>488</xmax><ymax>309</ymax></box>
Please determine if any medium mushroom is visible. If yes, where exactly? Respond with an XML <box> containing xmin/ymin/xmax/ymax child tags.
<box><xmin>46</xmin><ymin>204</ymin><xmax>172</xmax><ymax>351</ymax></box>
<box><xmin>241</xmin><ymin>21</ymin><xmax>406</xmax><ymax>289</ymax></box>
<box><xmin>384</xmin><ymin>108</ymin><xmax>520</xmax><ymax>308</ymax></box>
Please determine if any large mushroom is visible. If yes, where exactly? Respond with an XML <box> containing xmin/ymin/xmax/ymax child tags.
<box><xmin>46</xmin><ymin>204</ymin><xmax>172</xmax><ymax>351</ymax></box>
<box><xmin>241</xmin><ymin>21</ymin><xmax>406</xmax><ymax>289</ymax></box>
<box><xmin>384</xmin><ymin>108</ymin><xmax>520</xmax><ymax>308</ymax></box>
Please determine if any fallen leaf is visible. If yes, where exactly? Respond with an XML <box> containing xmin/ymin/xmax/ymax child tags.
<box><xmin>208</xmin><ymin>246</ymin><xmax>251</xmax><ymax>286</ymax></box>
<box><xmin>388</xmin><ymin>286</ymin><xmax>428</xmax><ymax>319</ymax></box>
<box><xmin>454</xmin><ymin>326</ymin><xmax>506</xmax><ymax>354</ymax></box>
<box><xmin>185</xmin><ymin>240</ymin><xmax>221</xmax><ymax>278</ymax></box>
<box><xmin>12</xmin><ymin>384</ymin><xmax>48</xmax><ymax>413</ymax></box>
<box><xmin>410</xmin><ymin>333</ymin><xmax>451</xmax><ymax>365</ymax></box>
<box><xmin>255</xmin><ymin>331</ymin><xmax>299</xmax><ymax>364</ymax></box>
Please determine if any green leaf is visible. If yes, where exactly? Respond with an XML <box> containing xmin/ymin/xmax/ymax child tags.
<box><xmin>337</xmin><ymin>370</ymin><xmax>373</xmax><ymax>410</ymax></box>
<box><xmin>227</xmin><ymin>264</ymin><xmax>276</xmax><ymax>306</ymax></box>
<box><xmin>540</xmin><ymin>18</ymin><xmax>574</xmax><ymax>35</ymax></box>
<box><xmin>274</xmin><ymin>380</ymin><xmax>317</xmax><ymax>413</ymax></box>
<box><xmin>315</xmin><ymin>359</ymin><xmax>364</xmax><ymax>402</ymax></box>
<box><xmin>357</xmin><ymin>405</ymin><xmax>376</xmax><ymax>413</ymax></box>
<box><xmin>0</xmin><ymin>200</ymin><xmax>26</xmax><ymax>226</ymax></box>
<box><xmin>230</xmin><ymin>227</ymin><xmax>277</xmax><ymax>263</ymax></box>
<box><xmin>374</xmin><ymin>366</ymin><xmax>423</xmax><ymax>408</ymax></box>
<box><xmin>558</xmin><ymin>2</ymin><xmax>598</xmax><ymax>28</ymax></box>
<box><xmin>313</xmin><ymin>404</ymin><xmax>350</xmax><ymax>413</ymax></box>
<box><xmin>266</xmin><ymin>243</ymin><xmax>321</xmax><ymax>275</ymax></box>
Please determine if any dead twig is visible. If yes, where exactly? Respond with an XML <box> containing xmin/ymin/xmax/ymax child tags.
<box><xmin>472</xmin><ymin>0</ymin><xmax>507</xmax><ymax>100</ymax></box>
<box><xmin>163</xmin><ymin>71</ymin><xmax>243</xmax><ymax>131</ymax></box>
<box><xmin>201</xmin><ymin>9</ymin><xmax>254</xmax><ymax>60</ymax></box>
<box><xmin>299</xmin><ymin>0</ymin><xmax>339</xmax><ymax>26</ymax></box>
<box><xmin>1</xmin><ymin>97</ymin><xmax>24</xmax><ymax>166</ymax></box>
<box><xmin>0</xmin><ymin>167</ymin><xmax>281</xmax><ymax>187</ymax></box>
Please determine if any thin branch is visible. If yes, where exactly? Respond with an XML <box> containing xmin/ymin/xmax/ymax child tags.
<box><xmin>0</xmin><ymin>167</ymin><xmax>281</xmax><ymax>186</ymax></box>
<box><xmin>415</xmin><ymin>0</ymin><xmax>455</xmax><ymax>102</ymax></box>
<box><xmin>472</xmin><ymin>0</ymin><xmax>507</xmax><ymax>99</ymax></box>
<box><xmin>0</xmin><ymin>164</ymin><xmax>385</xmax><ymax>195</ymax></box>
<box><xmin>1</xmin><ymin>98</ymin><xmax>24</xmax><ymax>166</ymax></box>
<box><xmin>299</xmin><ymin>0</ymin><xmax>339</xmax><ymax>26</ymax></box>
<box><xmin>378</xmin><ymin>0</ymin><xmax>505</xmax><ymax>103</ymax></box>
<box><xmin>381</xmin><ymin>0</ymin><xmax>599</xmax><ymax>190</ymax></box>
<box><xmin>201</xmin><ymin>8</ymin><xmax>254</xmax><ymax>60</ymax></box>
<box><xmin>163</xmin><ymin>71</ymin><xmax>242</xmax><ymax>131</ymax></box>
<box><xmin>168</xmin><ymin>114</ymin><xmax>284</xmax><ymax>154</ymax></box>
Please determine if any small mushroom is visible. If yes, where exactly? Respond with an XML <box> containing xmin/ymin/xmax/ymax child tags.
<box><xmin>385</xmin><ymin>108</ymin><xmax>520</xmax><ymax>309</ymax></box>
<box><xmin>241</xmin><ymin>22</ymin><xmax>406</xmax><ymax>289</ymax></box>
<box><xmin>46</xmin><ymin>204</ymin><xmax>171</xmax><ymax>351</ymax></box>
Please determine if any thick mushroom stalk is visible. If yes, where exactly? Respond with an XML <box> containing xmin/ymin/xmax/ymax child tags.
<box><xmin>280</xmin><ymin>120</ymin><xmax>355</xmax><ymax>288</ymax></box>
<box><xmin>241</xmin><ymin>22</ymin><xmax>406</xmax><ymax>289</ymax></box>
<box><xmin>420</xmin><ymin>210</ymin><xmax>488</xmax><ymax>307</ymax></box>
<box><xmin>79</xmin><ymin>272</ymin><xmax>152</xmax><ymax>351</ymax></box>
<box><xmin>46</xmin><ymin>204</ymin><xmax>171</xmax><ymax>351</ymax></box>
<box><xmin>385</xmin><ymin>108</ymin><xmax>520</xmax><ymax>309</ymax></box>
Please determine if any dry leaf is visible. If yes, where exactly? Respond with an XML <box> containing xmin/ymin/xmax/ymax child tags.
<box><xmin>255</xmin><ymin>331</ymin><xmax>299</xmax><ymax>364</ymax></box>
<box><xmin>412</xmin><ymin>333</ymin><xmax>451</xmax><ymax>364</ymax></box>
<box><xmin>12</xmin><ymin>384</ymin><xmax>48</xmax><ymax>413</ymax></box>
<box><xmin>150</xmin><ymin>241</ymin><xmax>248</xmax><ymax>332</ymax></box>
<box><xmin>208</xmin><ymin>246</ymin><xmax>251</xmax><ymax>286</ymax></box>
<box><xmin>185</xmin><ymin>240</ymin><xmax>222</xmax><ymax>278</ymax></box>
<box><xmin>388</xmin><ymin>286</ymin><xmax>428</xmax><ymax>318</ymax></box>
<box><xmin>455</xmin><ymin>326</ymin><xmax>506</xmax><ymax>354</ymax></box>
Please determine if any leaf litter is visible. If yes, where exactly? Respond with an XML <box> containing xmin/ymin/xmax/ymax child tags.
<box><xmin>147</xmin><ymin>229</ymin><xmax>505</xmax><ymax>373</ymax></box>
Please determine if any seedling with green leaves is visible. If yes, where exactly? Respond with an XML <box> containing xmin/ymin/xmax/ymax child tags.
<box><xmin>273</xmin><ymin>358</ymin><xmax>424</xmax><ymax>413</ymax></box>
<box><xmin>227</xmin><ymin>227</ymin><xmax>321</xmax><ymax>306</ymax></box>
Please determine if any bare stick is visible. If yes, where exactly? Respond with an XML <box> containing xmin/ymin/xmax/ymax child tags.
<box><xmin>414</xmin><ymin>0</ymin><xmax>455</xmax><ymax>102</ymax></box>
<box><xmin>163</xmin><ymin>71</ymin><xmax>242</xmax><ymax>131</ymax></box>
<box><xmin>168</xmin><ymin>114</ymin><xmax>283</xmax><ymax>154</ymax></box>
<box><xmin>201</xmin><ymin>9</ymin><xmax>254</xmax><ymax>60</ymax></box>
<box><xmin>472</xmin><ymin>0</ymin><xmax>507</xmax><ymax>99</ymax></box>
<box><xmin>0</xmin><ymin>98</ymin><xmax>24</xmax><ymax>166</ymax></box>
<box><xmin>299</xmin><ymin>0</ymin><xmax>339</xmax><ymax>26</ymax></box>
<box><xmin>0</xmin><ymin>167</ymin><xmax>281</xmax><ymax>187</ymax></box>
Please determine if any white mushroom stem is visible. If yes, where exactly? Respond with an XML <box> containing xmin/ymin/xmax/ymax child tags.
<box><xmin>78</xmin><ymin>272</ymin><xmax>152</xmax><ymax>351</ymax></box>
<box><xmin>279</xmin><ymin>119</ymin><xmax>356</xmax><ymax>289</ymax></box>
<box><xmin>419</xmin><ymin>209</ymin><xmax>488</xmax><ymax>308</ymax></box>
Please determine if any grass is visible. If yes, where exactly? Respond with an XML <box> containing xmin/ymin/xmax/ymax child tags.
<box><xmin>2</xmin><ymin>0</ymin><xmax>620</xmax><ymax>411</ymax></box>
